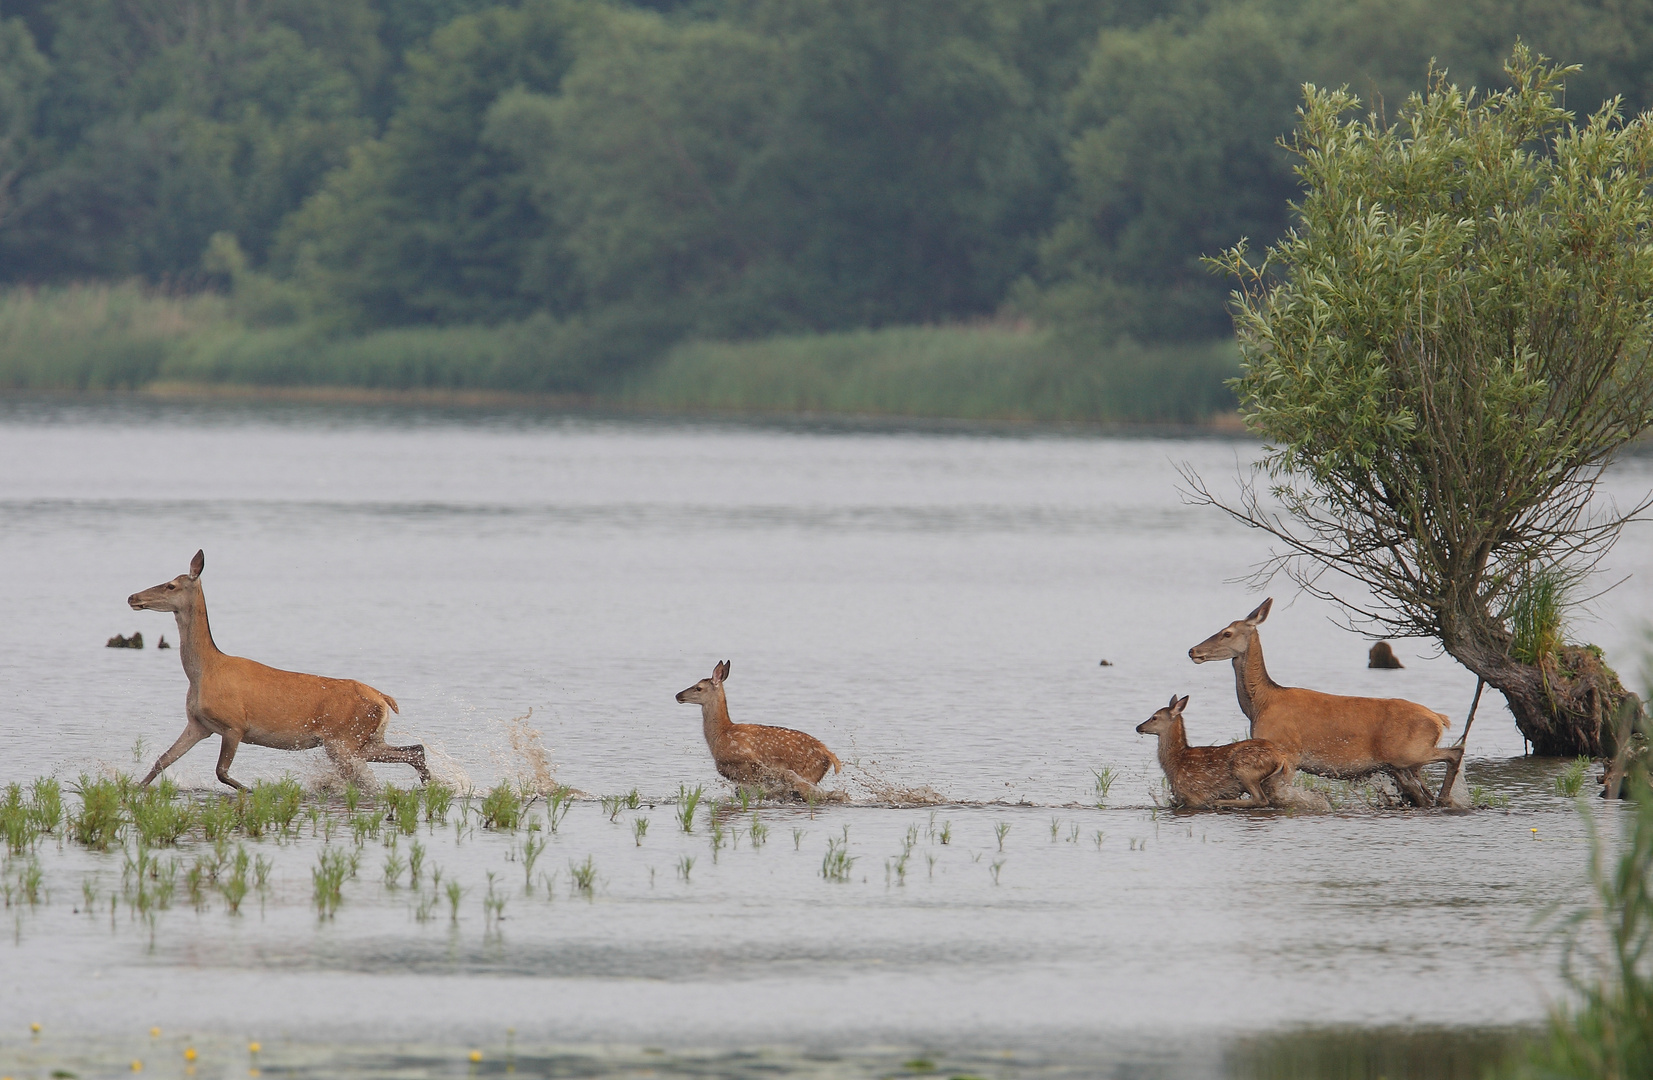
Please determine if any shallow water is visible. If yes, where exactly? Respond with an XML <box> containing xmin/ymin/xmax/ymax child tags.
<box><xmin>1</xmin><ymin>399</ymin><xmax>1651</xmax><ymax>1077</ymax></box>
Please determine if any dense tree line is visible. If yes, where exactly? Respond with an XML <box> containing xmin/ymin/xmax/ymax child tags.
<box><xmin>3</xmin><ymin>0</ymin><xmax>1653</xmax><ymax>383</ymax></box>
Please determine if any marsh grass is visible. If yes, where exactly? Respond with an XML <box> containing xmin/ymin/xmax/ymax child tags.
<box><xmin>521</xmin><ymin>833</ymin><xmax>547</xmax><ymax>890</ymax></box>
<box><xmin>382</xmin><ymin>839</ymin><xmax>406</xmax><ymax>888</ymax></box>
<box><xmin>546</xmin><ymin>785</ymin><xmax>575</xmax><ymax>832</ymax></box>
<box><xmin>793</xmin><ymin>827</ymin><xmax>806</xmax><ymax>851</ymax></box>
<box><xmin>676</xmin><ymin>784</ymin><xmax>703</xmax><ymax>833</ymax></box>
<box><xmin>1557</xmin><ymin>758</ymin><xmax>1592</xmax><ymax>798</ymax></box>
<box><xmin>990</xmin><ymin>859</ymin><xmax>1005</xmax><ymax>885</ymax></box>
<box><xmin>994</xmin><ymin>822</ymin><xmax>1010</xmax><ymax>852</ymax></box>
<box><xmin>821</xmin><ymin>837</ymin><xmax>856</xmax><ymax>882</ymax></box>
<box><xmin>423</xmin><ymin>781</ymin><xmax>455</xmax><ymax>824</ymax></box>
<box><xmin>482</xmin><ymin>872</ymin><xmax>506</xmax><ymax>924</ymax></box>
<box><xmin>1527</xmin><ymin>767</ymin><xmax>1653</xmax><ymax>1076</ymax></box>
<box><xmin>568</xmin><ymin>856</ymin><xmax>597</xmax><ymax>896</ymax></box>
<box><xmin>480</xmin><ymin>782</ymin><xmax>523</xmax><ymax>830</ymax></box>
<box><xmin>221</xmin><ymin>846</ymin><xmax>250</xmax><ymax>913</ymax></box>
<box><xmin>1092</xmin><ymin>767</ymin><xmax>1117</xmax><ymax>806</ymax></box>
<box><xmin>445</xmin><ymin>879</ymin><xmax>464</xmax><ymax>922</ymax></box>
<box><xmin>676</xmin><ymin>854</ymin><xmax>694</xmax><ymax>882</ymax></box>
<box><xmin>633</xmin><ymin>817</ymin><xmax>649</xmax><ymax>846</ymax></box>
<box><xmin>0</xmin><ymin>783</ymin><xmax>36</xmax><ymax>855</ymax></box>
<box><xmin>129</xmin><ymin>780</ymin><xmax>194</xmax><ymax>846</ymax></box>
<box><xmin>708</xmin><ymin>814</ymin><xmax>726</xmax><ymax>862</ymax></box>
<box><xmin>748</xmin><ymin>814</ymin><xmax>767</xmax><ymax>848</ymax></box>
<box><xmin>312</xmin><ymin>847</ymin><xmax>355</xmax><ymax>918</ymax></box>
<box><xmin>939</xmin><ymin>821</ymin><xmax>952</xmax><ymax>845</ymax></box>
<box><xmin>1508</xmin><ymin>566</ymin><xmax>1572</xmax><ymax>665</ymax></box>
<box><xmin>28</xmin><ymin>778</ymin><xmax>62</xmax><ymax>835</ymax></box>
<box><xmin>70</xmin><ymin>775</ymin><xmax>123</xmax><ymax>850</ymax></box>
<box><xmin>384</xmin><ymin>785</ymin><xmax>422</xmax><ymax>835</ymax></box>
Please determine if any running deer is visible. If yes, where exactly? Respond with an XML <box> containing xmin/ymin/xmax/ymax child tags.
<box><xmin>675</xmin><ymin>660</ymin><xmax>841</xmax><ymax>798</ymax></box>
<box><xmin>1189</xmin><ymin>598</ymin><xmax>1461</xmax><ymax>806</ymax></box>
<box><xmin>128</xmin><ymin>550</ymin><xmax>429</xmax><ymax>790</ymax></box>
<box><xmin>1136</xmin><ymin>694</ymin><xmax>1296</xmax><ymax>809</ymax></box>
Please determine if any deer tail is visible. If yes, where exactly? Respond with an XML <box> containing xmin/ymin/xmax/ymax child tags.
<box><xmin>384</xmin><ymin>694</ymin><xmax>400</xmax><ymax>714</ymax></box>
<box><xmin>826</xmin><ymin>748</ymin><xmax>842</xmax><ymax>774</ymax></box>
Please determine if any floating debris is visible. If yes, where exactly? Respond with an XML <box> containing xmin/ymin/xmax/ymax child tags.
<box><xmin>1098</xmin><ymin>658</ymin><xmax>1114</xmax><ymax>667</ymax></box>
<box><xmin>106</xmin><ymin>632</ymin><xmax>144</xmax><ymax>649</ymax></box>
<box><xmin>157</xmin><ymin>634</ymin><xmax>171</xmax><ymax>649</ymax></box>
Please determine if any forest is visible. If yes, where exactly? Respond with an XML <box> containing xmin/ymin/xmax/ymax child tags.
<box><xmin>4</xmin><ymin>0</ymin><xmax>1653</xmax><ymax>418</ymax></box>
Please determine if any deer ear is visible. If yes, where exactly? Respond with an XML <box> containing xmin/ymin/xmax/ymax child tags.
<box><xmin>1174</xmin><ymin>695</ymin><xmax>1189</xmax><ymax>714</ymax></box>
<box><xmin>189</xmin><ymin>550</ymin><xmax>205</xmax><ymax>579</ymax></box>
<box><xmin>714</xmin><ymin>660</ymin><xmax>730</xmax><ymax>682</ymax></box>
<box><xmin>1168</xmin><ymin>693</ymin><xmax>1179</xmax><ymax>708</ymax></box>
<box><xmin>1246</xmin><ymin>597</ymin><xmax>1272</xmax><ymax>625</ymax></box>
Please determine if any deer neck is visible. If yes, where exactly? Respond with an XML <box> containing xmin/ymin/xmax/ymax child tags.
<box><xmin>173</xmin><ymin>587</ymin><xmax>224</xmax><ymax>685</ymax></box>
<box><xmin>700</xmin><ymin>687</ymin><xmax>734</xmax><ymax>753</ymax></box>
<box><xmin>1157</xmin><ymin>719</ymin><xmax>1190</xmax><ymax>775</ymax></box>
<box><xmin>1239</xmin><ymin>630</ymin><xmax>1280</xmax><ymax>716</ymax></box>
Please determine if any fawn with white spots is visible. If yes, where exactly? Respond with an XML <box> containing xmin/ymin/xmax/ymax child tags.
<box><xmin>1137</xmin><ymin>694</ymin><xmax>1297</xmax><ymax>809</ymax></box>
<box><xmin>675</xmin><ymin>660</ymin><xmax>841</xmax><ymax>799</ymax></box>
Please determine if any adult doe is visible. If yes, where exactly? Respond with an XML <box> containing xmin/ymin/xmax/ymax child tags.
<box><xmin>1189</xmin><ymin>598</ymin><xmax>1460</xmax><ymax>806</ymax></box>
<box><xmin>675</xmin><ymin>660</ymin><xmax>840</xmax><ymax>798</ymax></box>
<box><xmin>1136</xmin><ymin>694</ymin><xmax>1296</xmax><ymax>809</ymax></box>
<box><xmin>128</xmin><ymin>550</ymin><xmax>429</xmax><ymax>790</ymax></box>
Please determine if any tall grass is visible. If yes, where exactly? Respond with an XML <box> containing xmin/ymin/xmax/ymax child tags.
<box><xmin>0</xmin><ymin>282</ymin><xmax>1241</xmax><ymax>424</ymax></box>
<box><xmin>0</xmin><ymin>284</ymin><xmax>228</xmax><ymax>390</ymax></box>
<box><xmin>1508</xmin><ymin>566</ymin><xmax>1572</xmax><ymax>665</ymax></box>
<box><xmin>1527</xmin><ymin>767</ymin><xmax>1653</xmax><ymax>1077</ymax></box>
<box><xmin>625</xmin><ymin>325</ymin><xmax>1240</xmax><ymax>423</ymax></box>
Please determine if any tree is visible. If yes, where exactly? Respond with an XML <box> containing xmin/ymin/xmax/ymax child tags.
<box><xmin>0</xmin><ymin>17</ymin><xmax>48</xmax><ymax>227</ymax></box>
<box><xmin>1199</xmin><ymin>45</ymin><xmax>1653</xmax><ymax>756</ymax></box>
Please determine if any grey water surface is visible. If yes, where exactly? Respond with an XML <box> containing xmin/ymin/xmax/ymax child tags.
<box><xmin>1</xmin><ymin>399</ymin><xmax>1650</xmax><ymax>1078</ymax></box>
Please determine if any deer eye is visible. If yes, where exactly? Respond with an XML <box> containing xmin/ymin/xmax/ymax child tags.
<box><xmin>165</xmin><ymin>583</ymin><xmax>177</xmax><ymax>591</ymax></box>
<box><xmin>1222</xmin><ymin>630</ymin><xmax>1231</xmax><ymax>637</ymax></box>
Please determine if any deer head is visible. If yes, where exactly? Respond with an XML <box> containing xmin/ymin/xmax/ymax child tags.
<box><xmin>1188</xmin><ymin>598</ymin><xmax>1271</xmax><ymax>663</ymax></box>
<box><xmin>675</xmin><ymin>660</ymin><xmax>731</xmax><ymax>706</ymax></box>
<box><xmin>128</xmin><ymin>550</ymin><xmax>205</xmax><ymax>614</ymax></box>
<box><xmin>1136</xmin><ymin>694</ymin><xmax>1189</xmax><ymax>736</ymax></box>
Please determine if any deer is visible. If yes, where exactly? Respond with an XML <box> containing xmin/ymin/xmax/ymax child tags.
<box><xmin>1189</xmin><ymin>598</ymin><xmax>1461</xmax><ymax>807</ymax></box>
<box><xmin>1136</xmin><ymin>694</ymin><xmax>1297</xmax><ymax>809</ymax></box>
<box><xmin>675</xmin><ymin>660</ymin><xmax>841</xmax><ymax>799</ymax></box>
<box><xmin>127</xmin><ymin>550</ymin><xmax>429</xmax><ymax>790</ymax></box>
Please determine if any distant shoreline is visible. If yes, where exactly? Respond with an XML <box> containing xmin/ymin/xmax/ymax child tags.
<box><xmin>0</xmin><ymin>381</ymin><xmax>1252</xmax><ymax>436</ymax></box>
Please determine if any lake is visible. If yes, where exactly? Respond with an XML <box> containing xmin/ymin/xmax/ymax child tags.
<box><xmin>1</xmin><ymin>397</ymin><xmax>1648</xmax><ymax>1078</ymax></box>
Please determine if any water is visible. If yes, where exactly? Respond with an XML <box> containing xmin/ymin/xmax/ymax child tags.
<box><xmin>2</xmin><ymin>398</ymin><xmax>1651</xmax><ymax>1077</ymax></box>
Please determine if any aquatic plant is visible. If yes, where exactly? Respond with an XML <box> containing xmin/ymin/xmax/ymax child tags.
<box><xmin>676</xmin><ymin>855</ymin><xmax>694</xmax><ymax>882</ymax></box>
<box><xmin>938</xmin><ymin>821</ymin><xmax>952</xmax><ymax>845</ymax></box>
<box><xmin>1558</xmin><ymin>757</ymin><xmax>1592</xmax><ymax>798</ymax></box>
<box><xmin>748</xmin><ymin>814</ymin><xmax>767</xmax><ymax>848</ymax></box>
<box><xmin>184</xmin><ymin>857</ymin><xmax>211</xmax><ymax>911</ymax></box>
<box><xmin>569</xmin><ymin>856</ymin><xmax>597</xmax><ymax>896</ymax></box>
<box><xmin>480</xmin><ymin>781</ymin><xmax>524</xmax><ymax>830</ymax></box>
<box><xmin>344</xmin><ymin>782</ymin><xmax>360</xmax><ymax>814</ymax></box>
<box><xmin>312</xmin><ymin>847</ymin><xmax>352</xmax><ymax>917</ymax></box>
<box><xmin>1471</xmin><ymin>785</ymin><xmax>1511</xmax><ymax>810</ymax></box>
<box><xmin>990</xmin><ymin>859</ymin><xmax>1005</xmax><ymax>885</ymax></box>
<box><xmin>1049</xmin><ymin>816</ymin><xmax>1061</xmax><ymax>842</ymax></box>
<box><xmin>708</xmin><ymin>814</ymin><xmax>726</xmax><ymax>862</ymax></box>
<box><xmin>69</xmin><ymin>774</ymin><xmax>123</xmax><ymax>850</ymax></box>
<box><xmin>821</xmin><ymin>837</ymin><xmax>856</xmax><ymax>882</ymax></box>
<box><xmin>793</xmin><ymin>827</ymin><xmax>806</xmax><ymax>851</ymax></box>
<box><xmin>350</xmin><ymin>809</ymin><xmax>385</xmax><ymax>843</ymax></box>
<box><xmin>198</xmin><ymin>796</ymin><xmax>238</xmax><ymax>841</ymax></box>
<box><xmin>129</xmin><ymin>780</ymin><xmax>194</xmax><ymax>847</ymax></box>
<box><xmin>408</xmin><ymin>839</ymin><xmax>426</xmax><ymax>885</ymax></box>
<box><xmin>1092</xmin><ymin>767</ymin><xmax>1117</xmax><ymax>806</ymax></box>
<box><xmin>382</xmin><ymin>840</ymin><xmax>406</xmax><ymax>888</ymax></box>
<box><xmin>1509</xmin><ymin>566</ymin><xmax>1571</xmax><ymax>666</ymax></box>
<box><xmin>81</xmin><ymin>876</ymin><xmax>97</xmax><ymax>910</ymax></box>
<box><xmin>633</xmin><ymin>817</ymin><xmax>649</xmax><ymax>846</ymax></box>
<box><xmin>385</xmin><ymin>784</ymin><xmax>422</xmax><ymax>835</ymax></box>
<box><xmin>0</xmin><ymin>783</ymin><xmax>34</xmax><ymax>855</ymax></box>
<box><xmin>522</xmin><ymin>833</ymin><xmax>546</xmax><ymax>889</ymax></box>
<box><xmin>676</xmin><ymin>784</ymin><xmax>703</xmax><ymax>833</ymax></box>
<box><xmin>254</xmin><ymin>854</ymin><xmax>272</xmax><ymax>890</ymax></box>
<box><xmin>546</xmin><ymin>784</ymin><xmax>575</xmax><ymax>832</ymax></box>
<box><xmin>445</xmin><ymin>879</ymin><xmax>464</xmax><ymax>922</ymax></box>
<box><xmin>221</xmin><ymin>846</ymin><xmax>250</xmax><ymax>913</ymax></box>
<box><xmin>483</xmin><ymin>872</ymin><xmax>506</xmax><ymax>923</ymax></box>
<box><xmin>994</xmin><ymin>822</ymin><xmax>1010</xmax><ymax>851</ymax></box>
<box><xmin>28</xmin><ymin>778</ymin><xmax>62</xmax><ymax>835</ymax></box>
<box><xmin>423</xmin><ymin>780</ymin><xmax>455</xmax><ymax>824</ymax></box>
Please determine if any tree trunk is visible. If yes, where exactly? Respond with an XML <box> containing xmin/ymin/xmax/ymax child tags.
<box><xmin>1444</xmin><ymin>639</ymin><xmax>1640</xmax><ymax>757</ymax></box>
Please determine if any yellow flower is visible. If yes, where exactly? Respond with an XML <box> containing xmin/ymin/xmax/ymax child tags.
<box><xmin>469</xmin><ymin>1050</ymin><xmax>483</xmax><ymax>1063</ymax></box>
<box><xmin>184</xmin><ymin>1048</ymin><xmax>198</xmax><ymax>1062</ymax></box>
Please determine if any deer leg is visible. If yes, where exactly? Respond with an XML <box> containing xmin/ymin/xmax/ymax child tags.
<box><xmin>1433</xmin><ymin>746</ymin><xmax>1467</xmax><ymax>807</ymax></box>
<box><xmin>365</xmin><ymin>742</ymin><xmax>431</xmax><ymax>783</ymax></box>
<box><xmin>140</xmin><ymin>717</ymin><xmax>212</xmax><ymax>786</ymax></box>
<box><xmin>214</xmin><ymin>731</ymin><xmax>247</xmax><ymax>791</ymax></box>
<box><xmin>1390</xmin><ymin>766</ymin><xmax>1434</xmax><ymax>808</ymax></box>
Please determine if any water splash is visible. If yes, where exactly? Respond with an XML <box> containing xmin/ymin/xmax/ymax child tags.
<box><xmin>488</xmin><ymin>709</ymin><xmax>558</xmax><ymax>794</ymax></box>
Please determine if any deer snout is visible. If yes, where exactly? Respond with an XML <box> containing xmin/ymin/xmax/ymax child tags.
<box><xmin>1135</xmin><ymin>718</ymin><xmax>1155</xmax><ymax>734</ymax></box>
<box><xmin>1189</xmin><ymin>646</ymin><xmax>1206</xmax><ymax>663</ymax></box>
<box><xmin>675</xmin><ymin>688</ymin><xmax>693</xmax><ymax>704</ymax></box>
<box><xmin>127</xmin><ymin>593</ymin><xmax>146</xmax><ymax>610</ymax></box>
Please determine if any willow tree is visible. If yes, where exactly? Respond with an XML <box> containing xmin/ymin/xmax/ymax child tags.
<box><xmin>1200</xmin><ymin>45</ymin><xmax>1653</xmax><ymax>757</ymax></box>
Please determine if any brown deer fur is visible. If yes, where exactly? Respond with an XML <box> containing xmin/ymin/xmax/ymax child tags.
<box><xmin>128</xmin><ymin>550</ymin><xmax>429</xmax><ymax>790</ymax></box>
<box><xmin>1137</xmin><ymin>695</ymin><xmax>1295</xmax><ymax>809</ymax></box>
<box><xmin>675</xmin><ymin>660</ymin><xmax>840</xmax><ymax>798</ymax></box>
<box><xmin>1189</xmin><ymin>598</ymin><xmax>1460</xmax><ymax>806</ymax></box>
